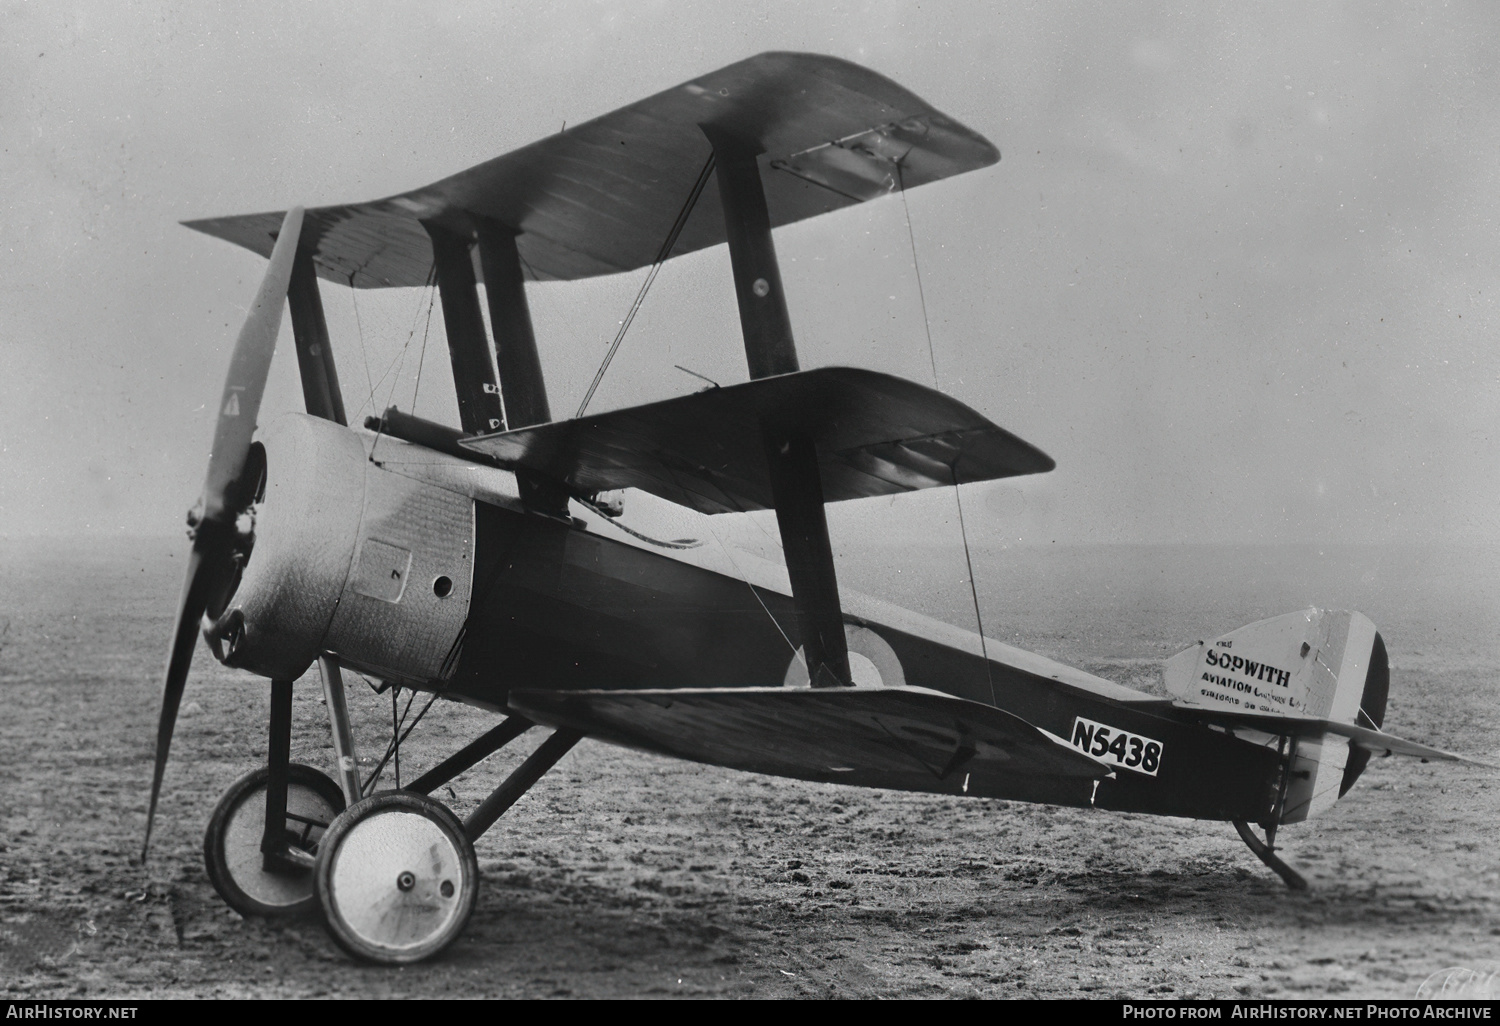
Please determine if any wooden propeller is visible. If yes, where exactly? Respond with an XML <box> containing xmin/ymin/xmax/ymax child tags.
<box><xmin>142</xmin><ymin>206</ymin><xmax>305</xmax><ymax>862</ymax></box>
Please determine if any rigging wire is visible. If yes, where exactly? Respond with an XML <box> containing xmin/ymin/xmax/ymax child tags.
<box><xmin>737</xmin><ymin>505</ymin><xmax>786</xmax><ymax>559</ymax></box>
<box><xmin>410</xmin><ymin>269</ymin><xmax>439</xmax><ymax>415</ymax></box>
<box><xmin>897</xmin><ymin>161</ymin><xmax>999</xmax><ymax>708</ymax></box>
<box><xmin>643</xmin><ymin>450</ymin><xmax>790</xmax><ymax>652</ymax></box>
<box><xmin>360</xmin><ymin>264</ymin><xmax>437</xmax><ymax>424</ymax></box>
<box><xmin>646</xmin><ymin>454</ymin><xmax>791</xmax><ymax>651</ymax></box>
<box><xmin>576</xmin><ymin>152</ymin><xmax>717</xmax><ymax>418</ymax></box>
<box><xmin>362</xmin><ymin>688</ymin><xmax>439</xmax><ymax>797</ymax></box>
<box><xmin>950</xmin><ymin>465</ymin><xmax>996</xmax><ymax>706</ymax></box>
<box><xmin>895</xmin><ymin>167</ymin><xmax>941</xmax><ymax>389</ymax></box>
<box><xmin>367</xmin><ymin>265</ymin><xmax>438</xmax><ymax>462</ymax></box>
<box><xmin>705</xmin><ymin>520</ymin><xmax>798</xmax><ymax>656</ymax></box>
<box><xmin>673</xmin><ymin>364</ymin><xmax>720</xmax><ymax>389</ymax></box>
<box><xmin>382</xmin><ymin>268</ymin><xmax>437</xmax><ymax>412</ymax></box>
<box><xmin>349</xmin><ymin>272</ymin><xmax>377</xmax><ymax>417</ymax></box>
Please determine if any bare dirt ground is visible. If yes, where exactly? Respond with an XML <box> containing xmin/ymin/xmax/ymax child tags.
<box><xmin>2</xmin><ymin>539</ymin><xmax>1497</xmax><ymax>999</ymax></box>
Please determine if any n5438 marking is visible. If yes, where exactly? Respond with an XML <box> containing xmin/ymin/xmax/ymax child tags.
<box><xmin>1071</xmin><ymin>717</ymin><xmax>1163</xmax><ymax>776</ymax></box>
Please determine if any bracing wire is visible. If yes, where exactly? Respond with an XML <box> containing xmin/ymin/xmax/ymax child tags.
<box><xmin>349</xmin><ymin>273</ymin><xmax>377</xmax><ymax>415</ymax></box>
<box><xmin>381</xmin><ymin>269</ymin><xmax>437</xmax><ymax>414</ymax></box>
<box><xmin>368</xmin><ymin>266</ymin><xmax>438</xmax><ymax>464</ymax></box>
<box><xmin>410</xmin><ymin>269</ymin><xmax>439</xmax><ymax>415</ymax></box>
<box><xmin>362</xmin><ymin>688</ymin><xmax>439</xmax><ymax>797</ymax></box>
<box><xmin>650</xmin><ymin>455</ymin><xmax>791</xmax><ymax>653</ymax></box>
<box><xmin>361</xmin><ymin>264</ymin><xmax>437</xmax><ymax>425</ymax></box>
<box><xmin>896</xmin><ymin>165</ymin><xmax>941</xmax><ymax>389</ymax></box>
<box><xmin>951</xmin><ymin>465</ymin><xmax>997</xmax><ymax>707</ymax></box>
<box><xmin>897</xmin><ymin>162</ymin><xmax>999</xmax><ymax>708</ymax></box>
<box><xmin>576</xmin><ymin>152</ymin><xmax>717</xmax><ymax>418</ymax></box>
<box><xmin>705</xmin><ymin>521</ymin><xmax>798</xmax><ymax>656</ymax></box>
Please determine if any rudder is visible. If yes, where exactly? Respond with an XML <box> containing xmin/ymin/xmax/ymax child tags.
<box><xmin>1163</xmin><ymin>609</ymin><xmax>1382</xmax><ymax>822</ymax></box>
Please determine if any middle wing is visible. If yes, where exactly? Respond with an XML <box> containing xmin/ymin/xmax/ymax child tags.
<box><xmin>461</xmin><ymin>366</ymin><xmax>1054</xmax><ymax>514</ymax></box>
<box><xmin>508</xmin><ymin>685</ymin><xmax>1108</xmax><ymax>801</ymax></box>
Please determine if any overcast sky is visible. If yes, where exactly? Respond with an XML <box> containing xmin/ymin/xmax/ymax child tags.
<box><xmin>3</xmin><ymin>0</ymin><xmax>1498</xmax><ymax>546</ymax></box>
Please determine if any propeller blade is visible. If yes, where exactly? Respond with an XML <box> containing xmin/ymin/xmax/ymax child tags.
<box><xmin>201</xmin><ymin>206</ymin><xmax>305</xmax><ymax>522</ymax></box>
<box><xmin>142</xmin><ymin>538</ymin><xmax>214</xmax><ymax>861</ymax></box>
<box><xmin>143</xmin><ymin>205</ymin><xmax>305</xmax><ymax>862</ymax></box>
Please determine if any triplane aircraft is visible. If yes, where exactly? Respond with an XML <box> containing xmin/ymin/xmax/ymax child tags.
<box><xmin>143</xmin><ymin>53</ymin><xmax>1490</xmax><ymax>964</ymax></box>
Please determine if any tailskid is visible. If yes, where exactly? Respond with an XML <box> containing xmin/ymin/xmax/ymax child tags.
<box><xmin>1234</xmin><ymin>819</ymin><xmax>1307</xmax><ymax>890</ymax></box>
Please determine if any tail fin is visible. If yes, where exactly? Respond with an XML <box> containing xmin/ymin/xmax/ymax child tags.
<box><xmin>1163</xmin><ymin>609</ymin><xmax>1387</xmax><ymax>823</ymax></box>
<box><xmin>1163</xmin><ymin>608</ymin><xmax>1381</xmax><ymax>723</ymax></box>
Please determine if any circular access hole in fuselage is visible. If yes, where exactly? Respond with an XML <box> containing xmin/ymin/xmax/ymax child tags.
<box><xmin>432</xmin><ymin>575</ymin><xmax>453</xmax><ymax>598</ymax></box>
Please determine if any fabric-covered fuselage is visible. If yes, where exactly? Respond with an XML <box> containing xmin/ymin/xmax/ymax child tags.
<box><xmin>449</xmin><ymin>498</ymin><xmax>1282</xmax><ymax>823</ymax></box>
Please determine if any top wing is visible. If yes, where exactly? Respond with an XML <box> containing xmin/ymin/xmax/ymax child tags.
<box><xmin>182</xmin><ymin>52</ymin><xmax>998</xmax><ymax>287</ymax></box>
<box><xmin>508</xmin><ymin>685</ymin><xmax>1108</xmax><ymax>801</ymax></box>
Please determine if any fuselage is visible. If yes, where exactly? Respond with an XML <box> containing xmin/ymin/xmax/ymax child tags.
<box><xmin>219</xmin><ymin>414</ymin><xmax>1285</xmax><ymax>826</ymax></box>
<box><xmin>452</xmin><ymin>492</ymin><xmax>1283</xmax><ymax>823</ymax></box>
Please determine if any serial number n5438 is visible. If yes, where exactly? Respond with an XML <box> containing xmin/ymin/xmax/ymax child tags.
<box><xmin>1070</xmin><ymin>717</ymin><xmax>1163</xmax><ymax>776</ymax></box>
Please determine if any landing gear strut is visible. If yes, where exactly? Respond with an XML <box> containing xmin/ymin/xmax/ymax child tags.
<box><xmin>204</xmin><ymin>677</ymin><xmax>346</xmax><ymax>917</ymax></box>
<box><xmin>203</xmin><ymin>762</ymin><xmax>344</xmax><ymax>917</ymax></box>
<box><xmin>306</xmin><ymin>657</ymin><xmax>580</xmax><ymax>963</ymax></box>
<box><xmin>203</xmin><ymin>655</ymin><xmax>582</xmax><ymax>962</ymax></box>
<box><xmin>308</xmin><ymin>720</ymin><xmax>583</xmax><ymax>963</ymax></box>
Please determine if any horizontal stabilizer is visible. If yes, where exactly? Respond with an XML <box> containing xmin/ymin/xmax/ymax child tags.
<box><xmin>183</xmin><ymin>53</ymin><xmax>999</xmax><ymax>287</ymax></box>
<box><xmin>461</xmin><ymin>367</ymin><xmax>1053</xmax><ymax>514</ymax></box>
<box><xmin>508</xmin><ymin>685</ymin><xmax>1107</xmax><ymax>799</ymax></box>
<box><xmin>1173</xmin><ymin>705</ymin><xmax>1497</xmax><ymax>768</ymax></box>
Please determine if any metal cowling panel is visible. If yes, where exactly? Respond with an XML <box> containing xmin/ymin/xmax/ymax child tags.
<box><xmin>221</xmin><ymin>414</ymin><xmax>366</xmax><ymax>681</ymax></box>
<box><xmin>323</xmin><ymin>460</ymin><xmax>475</xmax><ymax>685</ymax></box>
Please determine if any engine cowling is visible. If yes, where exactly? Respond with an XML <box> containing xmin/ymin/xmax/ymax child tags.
<box><xmin>206</xmin><ymin>413</ymin><xmax>478</xmax><ymax>686</ymax></box>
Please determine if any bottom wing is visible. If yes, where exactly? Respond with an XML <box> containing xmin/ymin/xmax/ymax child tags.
<box><xmin>508</xmin><ymin>685</ymin><xmax>1108</xmax><ymax>801</ymax></box>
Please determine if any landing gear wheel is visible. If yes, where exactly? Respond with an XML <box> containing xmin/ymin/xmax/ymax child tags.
<box><xmin>203</xmin><ymin>763</ymin><xmax>346</xmax><ymax>918</ymax></box>
<box><xmin>314</xmin><ymin>791</ymin><xmax>478</xmax><ymax>964</ymax></box>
